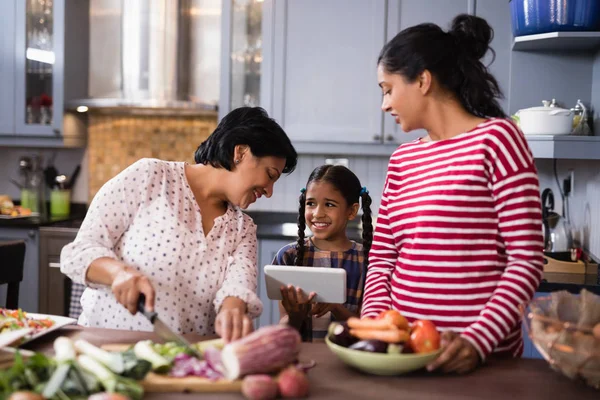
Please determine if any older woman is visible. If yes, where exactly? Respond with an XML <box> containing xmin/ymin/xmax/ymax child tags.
<box><xmin>61</xmin><ymin>107</ymin><xmax>297</xmax><ymax>342</ymax></box>
<box><xmin>361</xmin><ymin>15</ymin><xmax>543</xmax><ymax>373</ymax></box>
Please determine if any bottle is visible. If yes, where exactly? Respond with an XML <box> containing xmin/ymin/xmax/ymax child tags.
<box><xmin>28</xmin><ymin>155</ymin><xmax>47</xmax><ymax>218</ymax></box>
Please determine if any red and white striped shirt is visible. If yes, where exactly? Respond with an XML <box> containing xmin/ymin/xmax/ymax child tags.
<box><xmin>361</xmin><ymin>118</ymin><xmax>544</xmax><ymax>359</ymax></box>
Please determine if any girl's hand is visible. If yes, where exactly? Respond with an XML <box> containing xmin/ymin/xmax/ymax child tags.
<box><xmin>280</xmin><ymin>285</ymin><xmax>316</xmax><ymax>320</ymax></box>
<box><xmin>310</xmin><ymin>303</ymin><xmax>337</xmax><ymax>318</ymax></box>
<box><xmin>426</xmin><ymin>331</ymin><xmax>480</xmax><ymax>374</ymax></box>
<box><xmin>216</xmin><ymin>297</ymin><xmax>253</xmax><ymax>343</ymax></box>
<box><xmin>111</xmin><ymin>266</ymin><xmax>155</xmax><ymax>315</ymax></box>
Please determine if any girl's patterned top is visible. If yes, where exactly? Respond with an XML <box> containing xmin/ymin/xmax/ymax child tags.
<box><xmin>273</xmin><ymin>238</ymin><xmax>366</xmax><ymax>339</ymax></box>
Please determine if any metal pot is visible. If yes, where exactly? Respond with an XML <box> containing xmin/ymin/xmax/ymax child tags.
<box><xmin>517</xmin><ymin>101</ymin><xmax>573</xmax><ymax>135</ymax></box>
<box><xmin>510</xmin><ymin>0</ymin><xmax>600</xmax><ymax>37</ymax></box>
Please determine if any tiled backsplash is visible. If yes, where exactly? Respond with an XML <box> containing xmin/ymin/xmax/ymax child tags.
<box><xmin>87</xmin><ymin>114</ymin><xmax>217</xmax><ymax>199</ymax></box>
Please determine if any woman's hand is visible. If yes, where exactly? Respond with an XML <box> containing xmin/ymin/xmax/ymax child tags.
<box><xmin>280</xmin><ymin>285</ymin><xmax>316</xmax><ymax>320</ymax></box>
<box><xmin>111</xmin><ymin>266</ymin><xmax>155</xmax><ymax>315</ymax></box>
<box><xmin>216</xmin><ymin>297</ymin><xmax>253</xmax><ymax>343</ymax></box>
<box><xmin>427</xmin><ymin>331</ymin><xmax>481</xmax><ymax>374</ymax></box>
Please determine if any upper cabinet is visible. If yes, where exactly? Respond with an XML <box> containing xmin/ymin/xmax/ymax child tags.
<box><xmin>268</xmin><ymin>0</ymin><xmax>387</xmax><ymax>145</ymax></box>
<box><xmin>383</xmin><ymin>0</ymin><xmax>472</xmax><ymax>144</ymax></box>
<box><xmin>0</xmin><ymin>0</ymin><xmax>87</xmax><ymax>147</ymax></box>
<box><xmin>14</xmin><ymin>0</ymin><xmax>62</xmax><ymax>137</ymax></box>
<box><xmin>0</xmin><ymin>0</ymin><xmax>16</xmax><ymax>135</ymax></box>
<box><xmin>220</xmin><ymin>0</ymin><xmax>263</xmax><ymax>119</ymax></box>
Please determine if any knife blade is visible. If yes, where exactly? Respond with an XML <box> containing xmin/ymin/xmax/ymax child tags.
<box><xmin>137</xmin><ymin>294</ymin><xmax>202</xmax><ymax>359</ymax></box>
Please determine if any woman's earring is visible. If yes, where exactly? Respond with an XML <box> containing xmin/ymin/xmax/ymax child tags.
<box><xmin>235</xmin><ymin>159</ymin><xmax>240</xmax><ymax>164</ymax></box>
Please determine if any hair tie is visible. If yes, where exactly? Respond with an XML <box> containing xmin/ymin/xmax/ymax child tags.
<box><xmin>300</xmin><ymin>188</ymin><xmax>306</xmax><ymax>194</ymax></box>
<box><xmin>360</xmin><ymin>187</ymin><xmax>369</xmax><ymax>195</ymax></box>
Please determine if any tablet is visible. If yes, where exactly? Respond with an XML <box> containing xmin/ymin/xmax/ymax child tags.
<box><xmin>264</xmin><ymin>265</ymin><xmax>347</xmax><ymax>304</ymax></box>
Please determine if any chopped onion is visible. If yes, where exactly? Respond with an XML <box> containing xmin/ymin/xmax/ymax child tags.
<box><xmin>169</xmin><ymin>353</ymin><xmax>224</xmax><ymax>381</ymax></box>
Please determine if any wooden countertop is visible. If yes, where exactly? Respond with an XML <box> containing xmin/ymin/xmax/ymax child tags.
<box><xmin>20</xmin><ymin>325</ymin><xmax>598</xmax><ymax>399</ymax></box>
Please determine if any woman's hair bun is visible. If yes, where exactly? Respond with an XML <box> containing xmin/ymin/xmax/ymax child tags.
<box><xmin>449</xmin><ymin>14</ymin><xmax>493</xmax><ymax>60</ymax></box>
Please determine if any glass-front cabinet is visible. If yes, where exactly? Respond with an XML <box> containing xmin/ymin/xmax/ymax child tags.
<box><xmin>15</xmin><ymin>0</ymin><xmax>63</xmax><ymax>136</ymax></box>
<box><xmin>220</xmin><ymin>0</ymin><xmax>264</xmax><ymax>119</ymax></box>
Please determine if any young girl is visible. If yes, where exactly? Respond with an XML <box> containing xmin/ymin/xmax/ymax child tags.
<box><xmin>272</xmin><ymin>165</ymin><xmax>373</xmax><ymax>341</ymax></box>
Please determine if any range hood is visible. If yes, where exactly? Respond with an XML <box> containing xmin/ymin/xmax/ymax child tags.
<box><xmin>67</xmin><ymin>0</ymin><xmax>221</xmax><ymax>116</ymax></box>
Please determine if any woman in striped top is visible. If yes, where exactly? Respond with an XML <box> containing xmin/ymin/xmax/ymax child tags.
<box><xmin>361</xmin><ymin>14</ymin><xmax>544</xmax><ymax>373</ymax></box>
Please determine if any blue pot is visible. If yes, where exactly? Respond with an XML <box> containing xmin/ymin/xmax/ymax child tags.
<box><xmin>510</xmin><ymin>0</ymin><xmax>600</xmax><ymax>37</ymax></box>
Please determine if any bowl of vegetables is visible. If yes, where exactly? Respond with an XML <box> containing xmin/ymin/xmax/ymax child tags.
<box><xmin>325</xmin><ymin>310</ymin><xmax>442</xmax><ymax>376</ymax></box>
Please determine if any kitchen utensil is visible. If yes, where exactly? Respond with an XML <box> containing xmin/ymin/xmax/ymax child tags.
<box><xmin>55</xmin><ymin>175</ymin><xmax>68</xmax><ymax>190</ymax></box>
<box><xmin>510</xmin><ymin>0</ymin><xmax>600</xmax><ymax>37</ymax></box>
<box><xmin>43</xmin><ymin>152</ymin><xmax>58</xmax><ymax>189</ymax></box>
<box><xmin>137</xmin><ymin>294</ymin><xmax>202</xmax><ymax>359</ymax></box>
<box><xmin>517</xmin><ymin>100</ymin><xmax>573</xmax><ymax>135</ymax></box>
<box><xmin>541</xmin><ymin>188</ymin><xmax>573</xmax><ymax>252</ymax></box>
<box><xmin>67</xmin><ymin>165</ymin><xmax>81</xmax><ymax>189</ymax></box>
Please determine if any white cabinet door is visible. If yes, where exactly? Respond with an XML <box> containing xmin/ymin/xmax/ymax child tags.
<box><xmin>383</xmin><ymin>0</ymin><xmax>471</xmax><ymax>144</ymax></box>
<box><xmin>270</xmin><ymin>0</ymin><xmax>387</xmax><ymax>144</ymax></box>
<box><xmin>255</xmin><ymin>239</ymin><xmax>290</xmax><ymax>329</ymax></box>
<box><xmin>0</xmin><ymin>0</ymin><xmax>16</xmax><ymax>135</ymax></box>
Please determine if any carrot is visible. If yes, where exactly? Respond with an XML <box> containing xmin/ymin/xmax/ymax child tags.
<box><xmin>350</xmin><ymin>328</ymin><xmax>410</xmax><ymax>344</ymax></box>
<box><xmin>347</xmin><ymin>317</ymin><xmax>396</xmax><ymax>331</ymax></box>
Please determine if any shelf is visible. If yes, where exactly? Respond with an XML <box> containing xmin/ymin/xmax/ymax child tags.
<box><xmin>512</xmin><ymin>31</ymin><xmax>600</xmax><ymax>52</ymax></box>
<box><xmin>527</xmin><ymin>135</ymin><xmax>600</xmax><ymax>159</ymax></box>
<box><xmin>291</xmin><ymin>136</ymin><xmax>600</xmax><ymax>160</ymax></box>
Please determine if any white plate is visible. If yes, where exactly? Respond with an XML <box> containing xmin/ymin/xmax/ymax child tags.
<box><xmin>0</xmin><ymin>328</ymin><xmax>32</xmax><ymax>348</ymax></box>
<box><xmin>18</xmin><ymin>313</ymin><xmax>77</xmax><ymax>344</ymax></box>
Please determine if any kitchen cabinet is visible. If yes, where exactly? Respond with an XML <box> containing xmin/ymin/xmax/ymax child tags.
<box><xmin>256</xmin><ymin>238</ymin><xmax>290</xmax><ymax>329</ymax></box>
<box><xmin>268</xmin><ymin>0</ymin><xmax>387</xmax><ymax>145</ymax></box>
<box><xmin>383</xmin><ymin>0</ymin><xmax>472</xmax><ymax>144</ymax></box>
<box><xmin>38</xmin><ymin>226</ymin><xmax>77</xmax><ymax>317</ymax></box>
<box><xmin>0</xmin><ymin>0</ymin><xmax>87</xmax><ymax>147</ymax></box>
<box><xmin>0</xmin><ymin>0</ymin><xmax>16</xmax><ymax>135</ymax></box>
<box><xmin>0</xmin><ymin>227</ymin><xmax>39</xmax><ymax>312</ymax></box>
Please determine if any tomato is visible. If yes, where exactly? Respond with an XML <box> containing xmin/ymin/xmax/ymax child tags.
<box><xmin>41</xmin><ymin>319</ymin><xmax>54</xmax><ymax>328</ymax></box>
<box><xmin>376</xmin><ymin>309</ymin><xmax>409</xmax><ymax>330</ymax></box>
<box><xmin>408</xmin><ymin>320</ymin><xmax>440</xmax><ymax>353</ymax></box>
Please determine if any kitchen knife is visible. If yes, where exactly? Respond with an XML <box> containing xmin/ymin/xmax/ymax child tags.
<box><xmin>137</xmin><ymin>294</ymin><xmax>202</xmax><ymax>359</ymax></box>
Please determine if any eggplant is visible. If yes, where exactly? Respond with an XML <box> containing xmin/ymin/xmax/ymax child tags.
<box><xmin>349</xmin><ymin>340</ymin><xmax>388</xmax><ymax>353</ymax></box>
<box><xmin>327</xmin><ymin>322</ymin><xmax>358</xmax><ymax>348</ymax></box>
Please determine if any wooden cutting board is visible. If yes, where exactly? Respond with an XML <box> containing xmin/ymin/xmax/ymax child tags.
<box><xmin>102</xmin><ymin>344</ymin><xmax>242</xmax><ymax>393</ymax></box>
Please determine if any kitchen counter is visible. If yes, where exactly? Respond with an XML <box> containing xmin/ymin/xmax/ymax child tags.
<box><xmin>23</xmin><ymin>325</ymin><xmax>598</xmax><ymax>399</ymax></box>
<box><xmin>0</xmin><ymin>203</ymin><xmax>86</xmax><ymax>228</ymax></box>
<box><xmin>539</xmin><ymin>273</ymin><xmax>600</xmax><ymax>295</ymax></box>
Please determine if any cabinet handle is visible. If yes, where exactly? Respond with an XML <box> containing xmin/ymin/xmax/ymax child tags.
<box><xmin>28</xmin><ymin>230</ymin><xmax>35</xmax><ymax>238</ymax></box>
<box><xmin>385</xmin><ymin>135</ymin><xmax>395</xmax><ymax>142</ymax></box>
<box><xmin>49</xmin><ymin>263</ymin><xmax>61</xmax><ymax>269</ymax></box>
<box><xmin>373</xmin><ymin>134</ymin><xmax>381</xmax><ymax>141</ymax></box>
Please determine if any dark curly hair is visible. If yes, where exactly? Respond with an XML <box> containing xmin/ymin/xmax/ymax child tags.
<box><xmin>378</xmin><ymin>14</ymin><xmax>505</xmax><ymax>119</ymax></box>
<box><xmin>296</xmin><ymin>165</ymin><xmax>373</xmax><ymax>266</ymax></box>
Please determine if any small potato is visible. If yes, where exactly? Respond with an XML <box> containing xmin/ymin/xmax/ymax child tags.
<box><xmin>8</xmin><ymin>393</ymin><xmax>44</xmax><ymax>400</ymax></box>
<box><xmin>593</xmin><ymin>323</ymin><xmax>600</xmax><ymax>340</ymax></box>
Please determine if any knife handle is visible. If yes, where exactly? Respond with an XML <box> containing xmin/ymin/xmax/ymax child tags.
<box><xmin>137</xmin><ymin>294</ymin><xmax>157</xmax><ymax>323</ymax></box>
